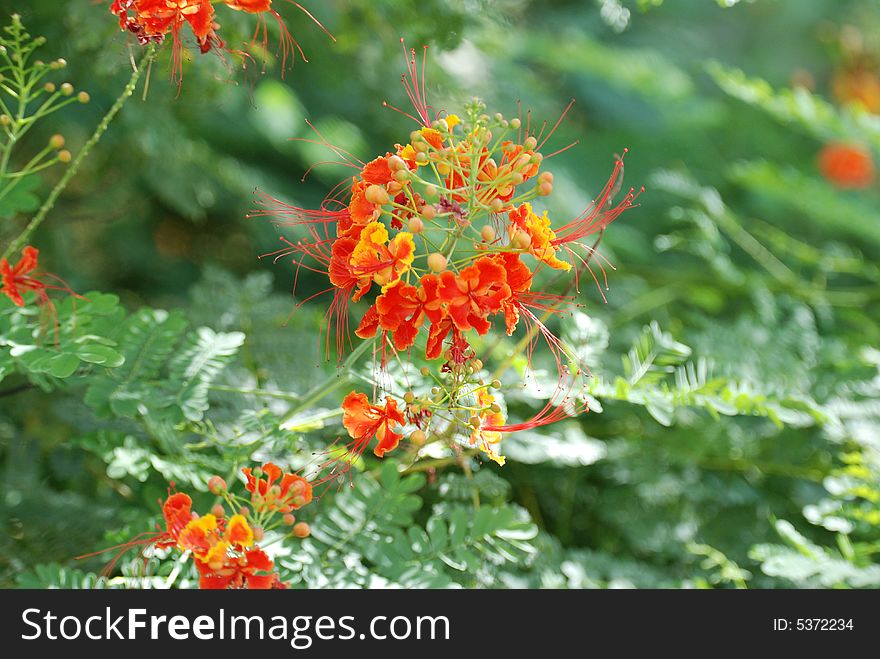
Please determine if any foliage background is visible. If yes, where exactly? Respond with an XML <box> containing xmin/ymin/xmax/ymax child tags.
<box><xmin>1</xmin><ymin>0</ymin><xmax>879</xmax><ymax>588</ymax></box>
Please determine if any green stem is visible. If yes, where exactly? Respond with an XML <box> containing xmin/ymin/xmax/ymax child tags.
<box><xmin>1</xmin><ymin>45</ymin><xmax>157</xmax><ymax>262</ymax></box>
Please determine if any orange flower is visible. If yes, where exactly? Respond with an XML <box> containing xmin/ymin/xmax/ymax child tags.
<box><xmin>131</xmin><ymin>0</ymin><xmax>214</xmax><ymax>44</ymax></box>
<box><xmin>242</xmin><ymin>462</ymin><xmax>313</xmax><ymax>512</ymax></box>
<box><xmin>439</xmin><ymin>256</ymin><xmax>511</xmax><ymax>334</ymax></box>
<box><xmin>112</xmin><ymin>1</ymin><xmax>332</xmax><ymax>84</ymax></box>
<box><xmin>426</xmin><ymin>316</ymin><xmax>454</xmax><ymax>360</ymax></box>
<box><xmin>344</xmin><ymin>179</ymin><xmax>381</xmax><ymax>238</ymax></box>
<box><xmin>490</xmin><ymin>252</ymin><xmax>533</xmax><ymax>335</ymax></box>
<box><xmin>156</xmin><ymin>492</ymin><xmax>194</xmax><ymax>548</ymax></box>
<box><xmin>1</xmin><ymin>246</ymin><xmax>46</xmax><ymax>307</ymax></box>
<box><xmin>361</xmin><ymin>154</ymin><xmax>396</xmax><ymax>186</ymax></box>
<box><xmin>342</xmin><ymin>391</ymin><xmax>406</xmax><ymax>457</ymax></box>
<box><xmin>178</xmin><ymin>514</ymin><xmax>225</xmax><ymax>566</ymax></box>
<box><xmin>195</xmin><ymin>546</ymin><xmax>281</xmax><ymax>589</ymax></box>
<box><xmin>508</xmin><ymin>203</ymin><xmax>570</xmax><ymax>271</ymax></box>
<box><xmin>818</xmin><ymin>143</ymin><xmax>875</xmax><ymax>189</ymax></box>
<box><xmin>350</xmin><ymin>222</ymin><xmax>415</xmax><ymax>289</ymax></box>
<box><xmin>225</xmin><ymin>514</ymin><xmax>254</xmax><ymax>548</ymax></box>
<box><xmin>356</xmin><ymin>274</ymin><xmax>445</xmax><ymax>351</ymax></box>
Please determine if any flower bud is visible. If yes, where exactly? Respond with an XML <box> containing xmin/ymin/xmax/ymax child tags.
<box><xmin>49</xmin><ymin>134</ymin><xmax>65</xmax><ymax>150</ymax></box>
<box><xmin>408</xmin><ymin>217</ymin><xmax>424</xmax><ymax>233</ymax></box>
<box><xmin>489</xmin><ymin>198</ymin><xmax>504</xmax><ymax>214</ymax></box>
<box><xmin>524</xmin><ymin>136</ymin><xmax>538</xmax><ymax>150</ymax></box>
<box><xmin>365</xmin><ymin>184</ymin><xmax>390</xmax><ymax>205</ymax></box>
<box><xmin>420</xmin><ymin>366</ymin><xmax>430</xmax><ymax>377</ymax></box>
<box><xmin>411</xmin><ymin>430</ymin><xmax>426</xmax><ymax>445</ymax></box>
<box><xmin>428</xmin><ymin>252</ymin><xmax>447</xmax><ymax>272</ymax></box>
<box><xmin>60</xmin><ymin>83</ymin><xmax>73</xmax><ymax>96</ymax></box>
<box><xmin>491</xmin><ymin>379</ymin><xmax>502</xmax><ymax>389</ymax></box>
<box><xmin>58</xmin><ymin>150</ymin><xmax>72</xmax><ymax>164</ymax></box>
<box><xmin>283</xmin><ymin>513</ymin><xmax>296</xmax><ymax>526</ymax></box>
<box><xmin>491</xmin><ymin>403</ymin><xmax>502</xmax><ymax>413</ymax></box>
<box><xmin>509</xmin><ymin>117</ymin><xmax>522</xmax><ymax>130</ymax></box>
<box><xmin>253</xmin><ymin>526</ymin><xmax>265</xmax><ymax>542</ymax></box>
<box><xmin>388</xmin><ymin>154</ymin><xmax>407</xmax><ymax>171</ymax></box>
<box><xmin>538</xmin><ymin>182</ymin><xmax>553</xmax><ymax>196</ymax></box>
<box><xmin>415</xmin><ymin>152</ymin><xmax>429</xmax><ymax>165</ymax></box>
<box><xmin>469</xmin><ymin>416</ymin><xmax>481</xmax><ymax>428</ymax></box>
<box><xmin>393</xmin><ymin>169</ymin><xmax>411</xmax><ymax>183</ymax></box>
<box><xmin>513</xmin><ymin>230</ymin><xmax>532</xmax><ymax>249</ymax></box>
<box><xmin>77</xmin><ymin>91</ymin><xmax>90</xmax><ymax>103</ymax></box>
<box><xmin>403</xmin><ymin>392</ymin><xmax>415</xmax><ymax>404</ymax></box>
<box><xmin>208</xmin><ymin>475</ymin><xmax>227</xmax><ymax>494</ymax></box>
<box><xmin>293</xmin><ymin>522</ymin><xmax>311</xmax><ymax>538</ymax></box>
<box><xmin>423</xmin><ymin>184</ymin><xmax>438</xmax><ymax>199</ymax></box>
<box><xmin>210</xmin><ymin>504</ymin><xmax>226</xmax><ymax>518</ymax></box>
<box><xmin>44</xmin><ymin>82</ymin><xmax>56</xmax><ymax>93</ymax></box>
<box><xmin>421</xmin><ymin>204</ymin><xmax>436</xmax><ymax>221</ymax></box>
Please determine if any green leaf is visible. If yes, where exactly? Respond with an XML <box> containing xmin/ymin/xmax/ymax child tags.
<box><xmin>0</xmin><ymin>175</ymin><xmax>41</xmax><ymax>219</ymax></box>
<box><xmin>167</xmin><ymin>327</ymin><xmax>245</xmax><ymax>422</ymax></box>
<box><xmin>76</xmin><ymin>344</ymin><xmax>125</xmax><ymax>367</ymax></box>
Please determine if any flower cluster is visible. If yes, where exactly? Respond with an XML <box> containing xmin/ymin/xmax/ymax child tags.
<box><xmin>259</xmin><ymin>44</ymin><xmax>640</xmax><ymax>472</ymax></box>
<box><xmin>95</xmin><ymin>463</ymin><xmax>312</xmax><ymax>589</ymax></box>
<box><xmin>109</xmin><ymin>1</ymin><xmax>332</xmax><ymax>83</ymax></box>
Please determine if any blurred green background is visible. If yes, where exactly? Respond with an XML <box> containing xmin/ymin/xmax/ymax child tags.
<box><xmin>1</xmin><ymin>0</ymin><xmax>879</xmax><ymax>588</ymax></box>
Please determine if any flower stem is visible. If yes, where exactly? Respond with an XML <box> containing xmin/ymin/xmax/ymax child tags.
<box><xmin>1</xmin><ymin>44</ymin><xmax>157</xmax><ymax>262</ymax></box>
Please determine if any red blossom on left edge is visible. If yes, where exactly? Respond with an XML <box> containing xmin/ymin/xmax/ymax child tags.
<box><xmin>1</xmin><ymin>246</ymin><xmax>80</xmax><ymax>335</ymax></box>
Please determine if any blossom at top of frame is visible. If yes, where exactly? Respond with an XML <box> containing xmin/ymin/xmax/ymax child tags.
<box><xmin>110</xmin><ymin>0</ymin><xmax>333</xmax><ymax>84</ymax></box>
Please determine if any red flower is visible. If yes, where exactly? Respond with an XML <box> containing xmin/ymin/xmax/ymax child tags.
<box><xmin>155</xmin><ymin>492</ymin><xmax>194</xmax><ymax>548</ymax></box>
<box><xmin>438</xmin><ymin>256</ymin><xmax>511</xmax><ymax>334</ymax></box>
<box><xmin>489</xmin><ymin>252</ymin><xmax>533</xmax><ymax>335</ymax></box>
<box><xmin>1</xmin><ymin>246</ymin><xmax>46</xmax><ymax>307</ymax></box>
<box><xmin>355</xmin><ymin>274</ymin><xmax>445</xmax><ymax>351</ymax></box>
<box><xmin>195</xmin><ymin>546</ymin><xmax>282</xmax><ymax>589</ymax></box>
<box><xmin>818</xmin><ymin>143</ymin><xmax>875</xmax><ymax>189</ymax></box>
<box><xmin>111</xmin><ymin>1</ymin><xmax>333</xmax><ymax>84</ymax></box>
<box><xmin>344</xmin><ymin>179</ymin><xmax>380</xmax><ymax>238</ymax></box>
<box><xmin>341</xmin><ymin>391</ymin><xmax>406</xmax><ymax>457</ymax></box>
<box><xmin>361</xmin><ymin>154</ymin><xmax>396</xmax><ymax>186</ymax></box>
<box><xmin>242</xmin><ymin>462</ymin><xmax>313</xmax><ymax>513</ymax></box>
